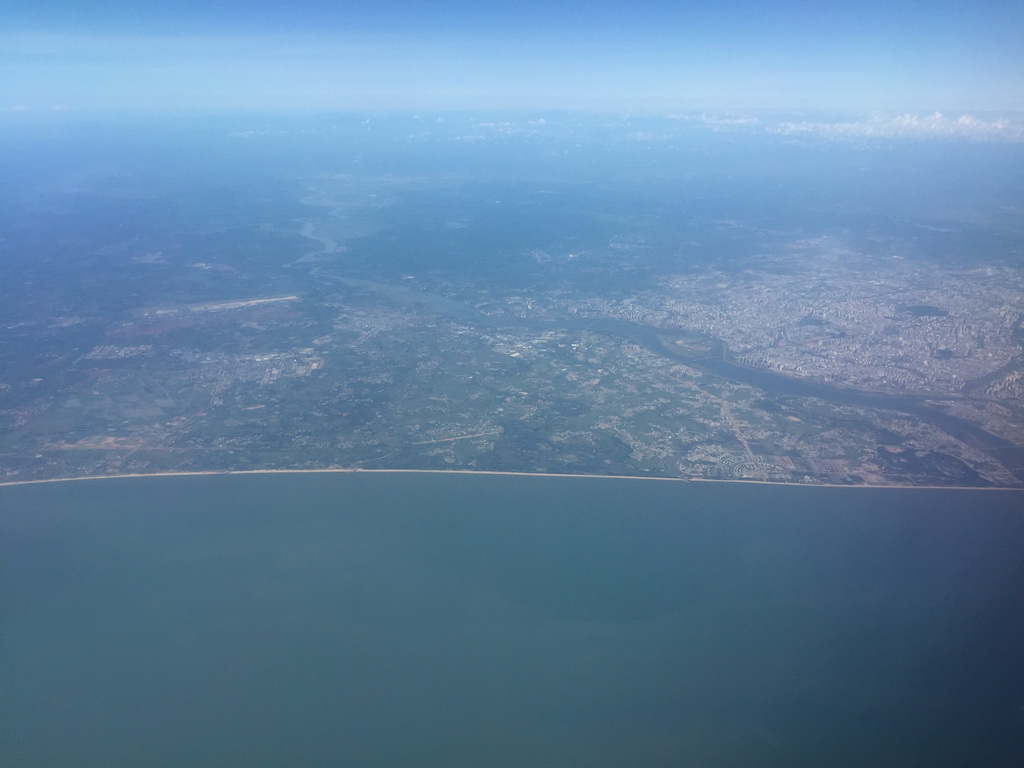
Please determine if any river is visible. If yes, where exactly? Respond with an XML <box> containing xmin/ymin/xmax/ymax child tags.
<box><xmin>372</xmin><ymin>279</ymin><xmax>1024</xmax><ymax>482</ymax></box>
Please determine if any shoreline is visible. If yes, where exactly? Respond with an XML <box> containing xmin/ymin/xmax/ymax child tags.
<box><xmin>0</xmin><ymin>467</ymin><xmax>1020</xmax><ymax>492</ymax></box>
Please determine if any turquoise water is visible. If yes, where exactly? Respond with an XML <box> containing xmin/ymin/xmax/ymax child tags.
<box><xmin>2</xmin><ymin>473</ymin><xmax>1023</xmax><ymax>766</ymax></box>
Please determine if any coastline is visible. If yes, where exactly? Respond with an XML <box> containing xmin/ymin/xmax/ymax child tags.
<box><xmin>0</xmin><ymin>467</ymin><xmax>1020</xmax><ymax>492</ymax></box>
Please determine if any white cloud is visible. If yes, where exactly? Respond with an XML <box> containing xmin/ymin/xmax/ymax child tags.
<box><xmin>769</xmin><ymin>112</ymin><xmax>1024</xmax><ymax>142</ymax></box>
<box><xmin>693</xmin><ymin>113</ymin><xmax>762</xmax><ymax>127</ymax></box>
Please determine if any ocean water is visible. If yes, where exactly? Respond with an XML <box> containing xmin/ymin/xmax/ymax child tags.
<box><xmin>2</xmin><ymin>473</ymin><xmax>1023</xmax><ymax>767</ymax></box>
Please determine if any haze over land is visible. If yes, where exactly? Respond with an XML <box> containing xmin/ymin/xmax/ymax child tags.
<box><xmin>1</xmin><ymin>113</ymin><xmax>1022</xmax><ymax>488</ymax></box>
<box><xmin>2</xmin><ymin>0</ymin><xmax>1023</xmax><ymax>486</ymax></box>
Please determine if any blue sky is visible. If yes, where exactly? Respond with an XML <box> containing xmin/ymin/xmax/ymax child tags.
<box><xmin>3</xmin><ymin>0</ymin><xmax>1022</xmax><ymax>113</ymax></box>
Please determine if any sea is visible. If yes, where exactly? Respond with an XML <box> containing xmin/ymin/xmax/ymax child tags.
<box><xmin>2</xmin><ymin>472</ymin><xmax>1023</xmax><ymax>767</ymax></box>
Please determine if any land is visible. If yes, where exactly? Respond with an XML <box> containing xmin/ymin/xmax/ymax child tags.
<box><xmin>2</xmin><ymin>164</ymin><xmax>1022</xmax><ymax>489</ymax></box>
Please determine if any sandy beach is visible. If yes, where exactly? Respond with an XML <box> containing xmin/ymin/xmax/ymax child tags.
<box><xmin>0</xmin><ymin>467</ymin><xmax>1018</xmax><ymax>492</ymax></box>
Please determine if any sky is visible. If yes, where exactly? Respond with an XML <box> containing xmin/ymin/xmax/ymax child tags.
<box><xmin>2</xmin><ymin>0</ymin><xmax>1023</xmax><ymax>114</ymax></box>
